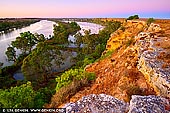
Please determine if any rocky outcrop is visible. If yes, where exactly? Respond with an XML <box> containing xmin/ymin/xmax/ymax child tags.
<box><xmin>64</xmin><ymin>94</ymin><xmax>129</xmax><ymax>113</ymax></box>
<box><xmin>136</xmin><ymin>23</ymin><xmax>170</xmax><ymax>98</ymax></box>
<box><xmin>106</xmin><ymin>20</ymin><xmax>147</xmax><ymax>51</ymax></box>
<box><xmin>51</xmin><ymin>20</ymin><xmax>170</xmax><ymax>112</ymax></box>
<box><xmin>64</xmin><ymin>94</ymin><xmax>170</xmax><ymax>113</ymax></box>
<box><xmin>128</xmin><ymin>95</ymin><xmax>170</xmax><ymax>113</ymax></box>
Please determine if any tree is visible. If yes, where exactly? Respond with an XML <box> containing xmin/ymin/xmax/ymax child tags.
<box><xmin>0</xmin><ymin>19</ymin><xmax>40</xmax><ymax>32</ymax></box>
<box><xmin>74</xmin><ymin>32</ymin><xmax>83</xmax><ymax>48</ymax></box>
<box><xmin>0</xmin><ymin>82</ymin><xmax>47</xmax><ymax>108</ymax></box>
<box><xmin>22</xmin><ymin>42</ymin><xmax>64</xmax><ymax>83</ymax></box>
<box><xmin>53</xmin><ymin>21</ymin><xmax>81</xmax><ymax>44</ymax></box>
<box><xmin>147</xmin><ymin>18</ymin><xmax>155</xmax><ymax>25</ymax></box>
<box><xmin>69</xmin><ymin>22</ymin><xmax>81</xmax><ymax>33</ymax></box>
<box><xmin>127</xmin><ymin>15</ymin><xmax>139</xmax><ymax>20</ymax></box>
<box><xmin>0</xmin><ymin>62</ymin><xmax>3</xmax><ymax>68</ymax></box>
<box><xmin>34</xmin><ymin>33</ymin><xmax>46</xmax><ymax>42</ymax></box>
<box><xmin>11</xmin><ymin>31</ymin><xmax>37</xmax><ymax>55</ymax></box>
<box><xmin>5</xmin><ymin>46</ymin><xmax>17</xmax><ymax>62</ymax></box>
<box><xmin>92</xmin><ymin>44</ymin><xmax>105</xmax><ymax>58</ymax></box>
<box><xmin>53</xmin><ymin>24</ymin><xmax>69</xmax><ymax>44</ymax></box>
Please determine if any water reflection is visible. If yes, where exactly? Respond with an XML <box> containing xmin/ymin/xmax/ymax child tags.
<box><xmin>0</xmin><ymin>20</ymin><xmax>103</xmax><ymax>80</ymax></box>
<box><xmin>0</xmin><ymin>20</ymin><xmax>55</xmax><ymax>67</ymax></box>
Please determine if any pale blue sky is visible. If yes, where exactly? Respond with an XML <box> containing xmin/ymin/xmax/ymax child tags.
<box><xmin>0</xmin><ymin>0</ymin><xmax>169</xmax><ymax>18</ymax></box>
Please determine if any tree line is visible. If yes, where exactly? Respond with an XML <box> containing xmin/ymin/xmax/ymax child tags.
<box><xmin>0</xmin><ymin>19</ymin><xmax>40</xmax><ymax>32</ymax></box>
<box><xmin>0</xmin><ymin>19</ymin><xmax>122</xmax><ymax>108</ymax></box>
<box><xmin>0</xmin><ymin>20</ymin><xmax>81</xmax><ymax>108</ymax></box>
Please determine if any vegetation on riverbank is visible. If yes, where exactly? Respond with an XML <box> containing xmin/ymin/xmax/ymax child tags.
<box><xmin>0</xmin><ymin>19</ymin><xmax>121</xmax><ymax>108</ymax></box>
<box><xmin>50</xmin><ymin>20</ymin><xmax>121</xmax><ymax>107</ymax></box>
<box><xmin>0</xmin><ymin>20</ymin><xmax>83</xmax><ymax>108</ymax></box>
<box><xmin>0</xmin><ymin>19</ymin><xmax>40</xmax><ymax>32</ymax></box>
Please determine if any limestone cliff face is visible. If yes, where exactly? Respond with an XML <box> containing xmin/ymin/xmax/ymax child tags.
<box><xmin>51</xmin><ymin>20</ymin><xmax>170</xmax><ymax>112</ymax></box>
<box><xmin>136</xmin><ymin>23</ymin><xmax>170</xmax><ymax>98</ymax></box>
<box><xmin>107</xmin><ymin>19</ymin><xmax>170</xmax><ymax>98</ymax></box>
<box><xmin>106</xmin><ymin>20</ymin><xmax>147</xmax><ymax>51</ymax></box>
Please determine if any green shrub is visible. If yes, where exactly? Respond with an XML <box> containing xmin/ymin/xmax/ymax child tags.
<box><xmin>0</xmin><ymin>82</ymin><xmax>49</xmax><ymax>108</ymax></box>
<box><xmin>51</xmin><ymin>78</ymin><xmax>89</xmax><ymax>107</ymax></box>
<box><xmin>127</xmin><ymin>15</ymin><xmax>139</xmax><ymax>20</ymax></box>
<box><xmin>55</xmin><ymin>68</ymin><xmax>95</xmax><ymax>91</ymax></box>
<box><xmin>53</xmin><ymin>68</ymin><xmax>95</xmax><ymax>106</ymax></box>
<box><xmin>126</xmin><ymin>37</ymin><xmax>135</xmax><ymax>47</ymax></box>
<box><xmin>100</xmin><ymin>49</ymin><xmax>114</xmax><ymax>60</ymax></box>
<box><xmin>120</xmin><ymin>26</ymin><xmax>126</xmax><ymax>32</ymax></box>
<box><xmin>147</xmin><ymin>18</ymin><xmax>155</xmax><ymax>25</ymax></box>
<box><xmin>75</xmin><ymin>56</ymin><xmax>95</xmax><ymax>68</ymax></box>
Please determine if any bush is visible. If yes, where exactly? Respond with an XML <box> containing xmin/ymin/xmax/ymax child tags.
<box><xmin>51</xmin><ymin>78</ymin><xmax>89</xmax><ymax>107</ymax></box>
<box><xmin>120</xmin><ymin>26</ymin><xmax>126</xmax><ymax>32</ymax></box>
<box><xmin>100</xmin><ymin>49</ymin><xmax>114</xmax><ymax>60</ymax></box>
<box><xmin>0</xmin><ymin>82</ymin><xmax>48</xmax><ymax>108</ymax></box>
<box><xmin>52</xmin><ymin>68</ymin><xmax>95</xmax><ymax>107</ymax></box>
<box><xmin>126</xmin><ymin>37</ymin><xmax>135</xmax><ymax>47</ymax></box>
<box><xmin>127</xmin><ymin>15</ymin><xmax>139</xmax><ymax>20</ymax></box>
<box><xmin>74</xmin><ymin>56</ymin><xmax>95</xmax><ymax>69</ymax></box>
<box><xmin>55</xmin><ymin>68</ymin><xmax>95</xmax><ymax>91</ymax></box>
<box><xmin>147</xmin><ymin>18</ymin><xmax>155</xmax><ymax>25</ymax></box>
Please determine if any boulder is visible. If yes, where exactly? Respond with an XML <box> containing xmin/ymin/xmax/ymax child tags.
<box><xmin>64</xmin><ymin>94</ymin><xmax>129</xmax><ymax>113</ymax></box>
<box><xmin>128</xmin><ymin>95</ymin><xmax>170</xmax><ymax>113</ymax></box>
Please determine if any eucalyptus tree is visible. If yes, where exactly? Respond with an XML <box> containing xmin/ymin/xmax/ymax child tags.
<box><xmin>53</xmin><ymin>21</ymin><xmax>81</xmax><ymax>45</ymax></box>
<box><xmin>0</xmin><ymin>62</ymin><xmax>3</xmax><ymax>68</ymax></box>
<box><xmin>5</xmin><ymin>31</ymin><xmax>44</xmax><ymax>63</ymax></box>
<box><xmin>74</xmin><ymin>32</ymin><xmax>83</xmax><ymax>48</ymax></box>
<box><xmin>22</xmin><ymin>42</ymin><xmax>64</xmax><ymax>83</ymax></box>
<box><xmin>5</xmin><ymin>46</ymin><xmax>17</xmax><ymax>62</ymax></box>
<box><xmin>11</xmin><ymin>31</ymin><xmax>37</xmax><ymax>55</ymax></box>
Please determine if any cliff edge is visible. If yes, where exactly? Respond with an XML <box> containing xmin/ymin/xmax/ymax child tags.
<box><xmin>51</xmin><ymin>19</ymin><xmax>170</xmax><ymax>112</ymax></box>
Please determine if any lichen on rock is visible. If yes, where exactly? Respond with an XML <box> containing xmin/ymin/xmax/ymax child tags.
<box><xmin>136</xmin><ymin>23</ymin><xmax>170</xmax><ymax>98</ymax></box>
<box><xmin>64</xmin><ymin>94</ymin><xmax>129</xmax><ymax>113</ymax></box>
<box><xmin>63</xmin><ymin>94</ymin><xmax>170</xmax><ymax>113</ymax></box>
<box><xmin>128</xmin><ymin>95</ymin><xmax>170</xmax><ymax>113</ymax></box>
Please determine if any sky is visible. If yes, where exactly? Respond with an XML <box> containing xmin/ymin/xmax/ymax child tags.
<box><xmin>0</xmin><ymin>0</ymin><xmax>170</xmax><ymax>18</ymax></box>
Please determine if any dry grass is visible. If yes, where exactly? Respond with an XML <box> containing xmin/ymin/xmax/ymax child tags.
<box><xmin>161</xmin><ymin>41</ymin><xmax>170</xmax><ymax>49</ymax></box>
<box><xmin>157</xmin><ymin>52</ymin><xmax>170</xmax><ymax>60</ymax></box>
<box><xmin>162</xmin><ymin>63</ymin><xmax>170</xmax><ymax>69</ymax></box>
<box><xmin>49</xmin><ymin>79</ymin><xmax>90</xmax><ymax>108</ymax></box>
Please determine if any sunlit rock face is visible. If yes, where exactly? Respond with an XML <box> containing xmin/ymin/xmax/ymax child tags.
<box><xmin>50</xmin><ymin>21</ymin><xmax>170</xmax><ymax>112</ymax></box>
<box><xmin>136</xmin><ymin>23</ymin><xmax>170</xmax><ymax>98</ymax></box>
<box><xmin>106</xmin><ymin>20</ymin><xmax>170</xmax><ymax>98</ymax></box>
<box><xmin>106</xmin><ymin>20</ymin><xmax>147</xmax><ymax>51</ymax></box>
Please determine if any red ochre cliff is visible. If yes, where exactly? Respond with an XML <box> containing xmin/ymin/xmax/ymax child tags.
<box><xmin>50</xmin><ymin>19</ymin><xmax>170</xmax><ymax>112</ymax></box>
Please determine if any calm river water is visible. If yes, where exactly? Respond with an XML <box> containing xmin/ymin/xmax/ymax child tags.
<box><xmin>0</xmin><ymin>20</ymin><xmax>103</xmax><ymax>67</ymax></box>
<box><xmin>0</xmin><ymin>20</ymin><xmax>103</xmax><ymax>79</ymax></box>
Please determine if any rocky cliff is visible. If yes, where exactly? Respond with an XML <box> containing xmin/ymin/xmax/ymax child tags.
<box><xmin>136</xmin><ymin>23</ymin><xmax>170</xmax><ymax>98</ymax></box>
<box><xmin>65</xmin><ymin>94</ymin><xmax>169</xmax><ymax>113</ymax></box>
<box><xmin>106</xmin><ymin>20</ymin><xmax>146</xmax><ymax>51</ymax></box>
<box><xmin>53</xmin><ymin>19</ymin><xmax>170</xmax><ymax>112</ymax></box>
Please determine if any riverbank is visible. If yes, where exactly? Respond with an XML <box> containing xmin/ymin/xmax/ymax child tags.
<box><xmin>0</xmin><ymin>19</ymin><xmax>109</xmax><ymax>109</ymax></box>
<box><xmin>0</xmin><ymin>18</ymin><xmax>40</xmax><ymax>32</ymax></box>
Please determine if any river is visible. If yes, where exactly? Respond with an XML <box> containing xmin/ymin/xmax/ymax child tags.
<box><xmin>0</xmin><ymin>20</ymin><xmax>103</xmax><ymax>80</ymax></box>
<box><xmin>0</xmin><ymin>20</ymin><xmax>56</xmax><ymax>67</ymax></box>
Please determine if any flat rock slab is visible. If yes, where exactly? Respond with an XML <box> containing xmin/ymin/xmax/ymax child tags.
<box><xmin>64</xmin><ymin>94</ymin><xmax>170</xmax><ymax>113</ymax></box>
<box><xmin>64</xmin><ymin>94</ymin><xmax>129</xmax><ymax>113</ymax></box>
<box><xmin>128</xmin><ymin>95</ymin><xmax>170</xmax><ymax>113</ymax></box>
